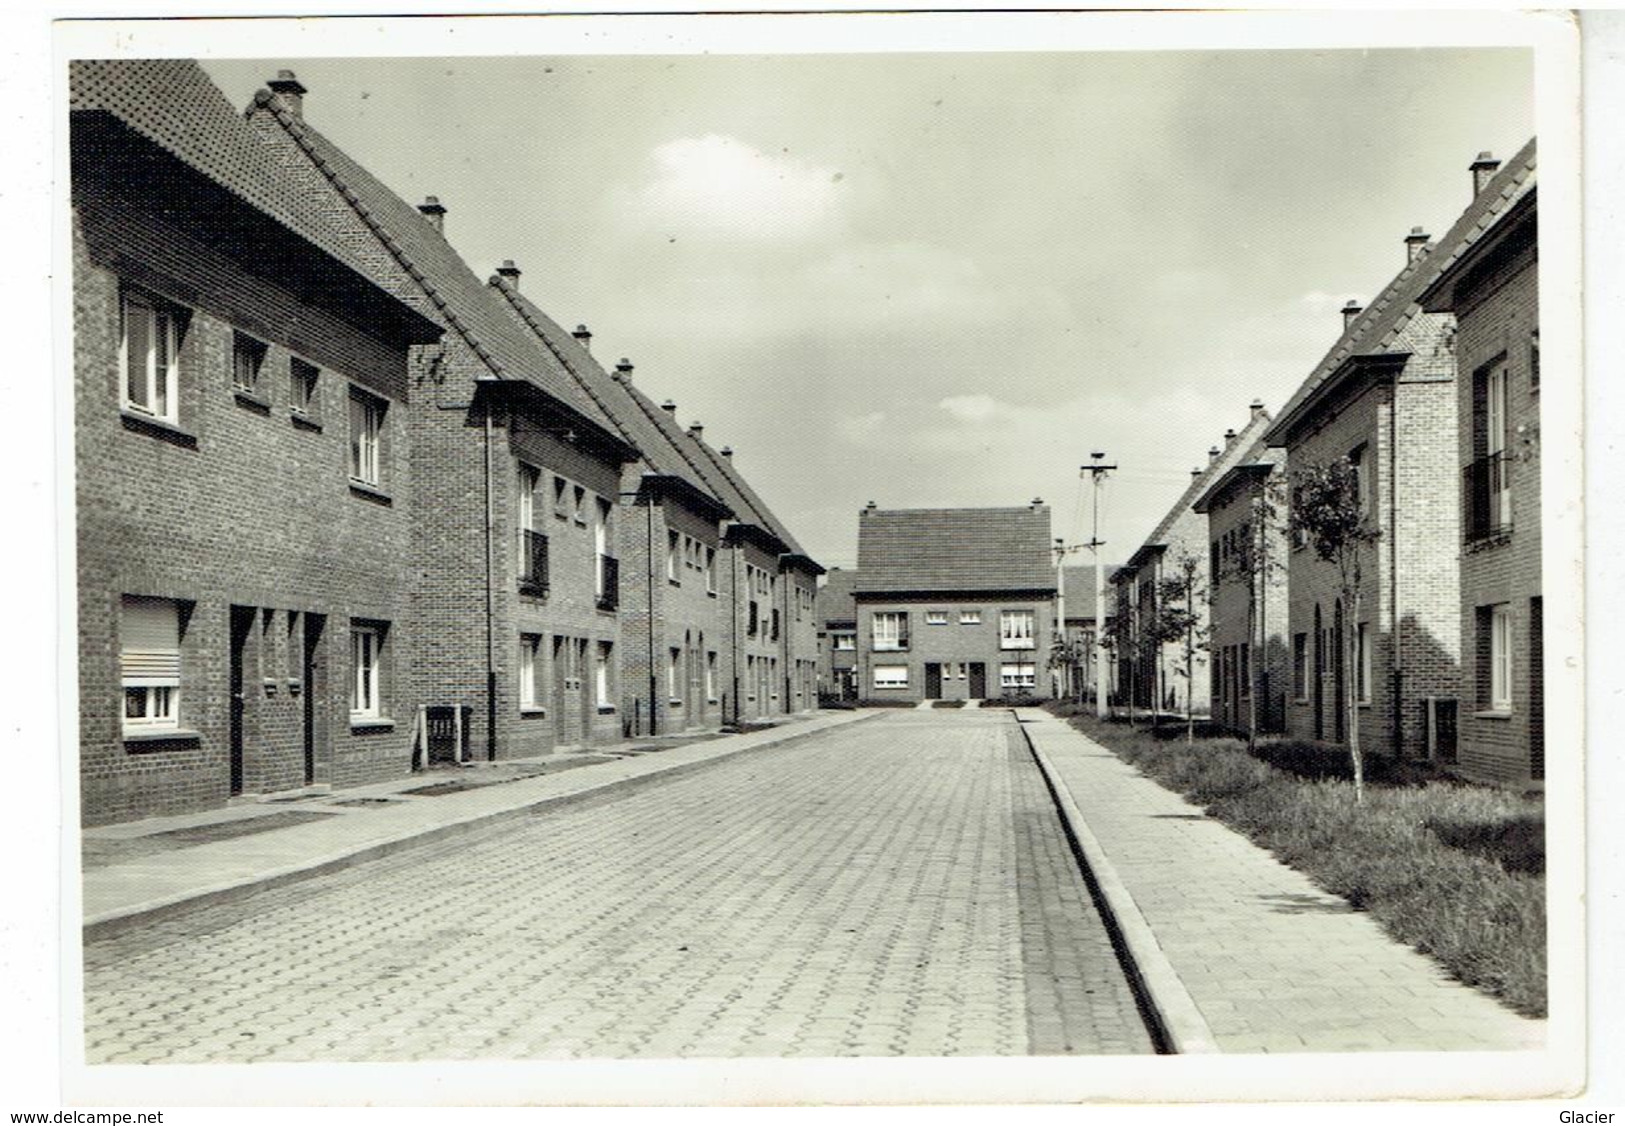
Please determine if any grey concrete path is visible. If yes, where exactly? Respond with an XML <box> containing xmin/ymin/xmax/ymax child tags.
<box><xmin>83</xmin><ymin>710</ymin><xmax>1152</xmax><ymax>1061</ymax></box>
<box><xmin>82</xmin><ymin>710</ymin><xmax>873</xmax><ymax>935</ymax></box>
<box><xmin>1015</xmin><ymin>708</ymin><xmax>1546</xmax><ymax>1053</ymax></box>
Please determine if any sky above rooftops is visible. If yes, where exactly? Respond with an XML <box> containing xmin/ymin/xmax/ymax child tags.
<box><xmin>202</xmin><ymin>46</ymin><xmax>1531</xmax><ymax>570</ymax></box>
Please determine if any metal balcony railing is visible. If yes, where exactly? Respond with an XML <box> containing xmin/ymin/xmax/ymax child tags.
<box><xmin>518</xmin><ymin>529</ymin><xmax>549</xmax><ymax>594</ymax></box>
<box><xmin>1463</xmin><ymin>451</ymin><xmax>1513</xmax><ymax>542</ymax></box>
<box><xmin>597</xmin><ymin>554</ymin><xmax>619</xmax><ymax>612</ymax></box>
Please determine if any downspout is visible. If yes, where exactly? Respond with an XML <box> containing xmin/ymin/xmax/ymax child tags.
<box><xmin>646</xmin><ymin>499</ymin><xmax>658</xmax><ymax>737</ymax></box>
<box><xmin>483</xmin><ymin>394</ymin><xmax>498</xmax><ymax>762</ymax></box>
<box><xmin>1389</xmin><ymin>386</ymin><xmax>1404</xmax><ymax>757</ymax></box>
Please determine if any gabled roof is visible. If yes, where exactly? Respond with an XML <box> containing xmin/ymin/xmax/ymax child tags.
<box><xmin>1266</xmin><ymin>138</ymin><xmax>1537</xmax><ymax>447</ymax></box>
<box><xmin>1061</xmin><ymin>564</ymin><xmax>1117</xmax><ymax>621</ymax></box>
<box><xmin>247</xmin><ymin>84</ymin><xmax>630</xmax><ymax>453</ymax></box>
<box><xmin>854</xmin><ymin>506</ymin><xmax>1054</xmax><ymax>594</ymax></box>
<box><xmin>491</xmin><ymin>279</ymin><xmax>733</xmax><ymax>520</ymax></box>
<box><xmin>688</xmin><ymin>437</ymin><xmax>808</xmax><ymax>560</ymax></box>
<box><xmin>1125</xmin><ymin>408</ymin><xmax>1275</xmax><ymax>573</ymax></box>
<box><xmin>817</xmin><ymin>568</ymin><xmax>860</xmax><ymax>626</ymax></box>
<box><xmin>1192</xmin><ymin>439</ymin><xmax>1285</xmax><ymax>514</ymax></box>
<box><xmin>69</xmin><ymin>60</ymin><xmax>439</xmax><ymax>345</ymax></box>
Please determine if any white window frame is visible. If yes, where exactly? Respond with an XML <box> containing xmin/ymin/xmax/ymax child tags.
<box><xmin>1490</xmin><ymin>603</ymin><xmax>1513</xmax><ymax>712</ymax></box>
<box><xmin>351</xmin><ymin>623</ymin><xmax>383</xmax><ymax>719</ymax></box>
<box><xmin>873</xmin><ymin>664</ymin><xmax>909</xmax><ymax>690</ymax></box>
<box><xmin>519</xmin><ymin>634</ymin><xmax>543</xmax><ymax>711</ymax></box>
<box><xmin>121</xmin><ymin>596</ymin><xmax>181</xmax><ymax>733</ymax></box>
<box><xmin>925</xmin><ymin>610</ymin><xmax>949</xmax><ymax>626</ymax></box>
<box><xmin>668</xmin><ymin>530</ymin><xmax>681</xmax><ymax>582</ymax></box>
<box><xmin>349</xmin><ymin>389</ymin><xmax>384</xmax><ymax>487</ymax></box>
<box><xmin>705</xmin><ymin>547</ymin><xmax>717</xmax><ymax>594</ymax></box>
<box><xmin>594</xmin><ymin>498</ymin><xmax>611</xmax><ymax>597</ymax></box>
<box><xmin>1486</xmin><ymin>363</ymin><xmax>1511</xmax><ymax>527</ymax></box>
<box><xmin>706</xmin><ymin>651</ymin><xmax>718</xmax><ymax>702</ymax></box>
<box><xmin>1000</xmin><ymin>662</ymin><xmax>1037</xmax><ymax>690</ymax></box>
<box><xmin>290</xmin><ymin>357</ymin><xmax>319</xmax><ymax>415</ymax></box>
<box><xmin>1000</xmin><ymin>609</ymin><xmax>1036</xmax><ymax>650</ymax></box>
<box><xmin>833</xmin><ymin>633</ymin><xmax>856</xmax><ymax>652</ymax></box>
<box><xmin>668</xmin><ymin>648</ymin><xmax>681</xmax><ymax>701</ymax></box>
<box><xmin>596</xmin><ymin>642</ymin><xmax>613</xmax><ymax>708</ymax></box>
<box><xmin>1351</xmin><ymin>444</ymin><xmax>1370</xmax><ymax>516</ymax></box>
<box><xmin>233</xmin><ymin>331</ymin><xmax>266</xmax><ymax>394</ymax></box>
<box><xmin>120</xmin><ymin>289</ymin><xmax>180</xmax><ymax>423</ymax></box>
<box><xmin>960</xmin><ymin>610</ymin><xmax>981</xmax><ymax>625</ymax></box>
<box><xmin>518</xmin><ymin>463</ymin><xmax>539</xmax><ymax>532</ymax></box>
<box><xmin>872</xmin><ymin>611</ymin><xmax>907</xmax><ymax>651</ymax></box>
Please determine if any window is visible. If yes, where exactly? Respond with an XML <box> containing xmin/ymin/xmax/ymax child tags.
<box><xmin>348</xmin><ymin>389</ymin><xmax>384</xmax><ymax>487</ymax></box>
<box><xmin>285</xmin><ymin>611</ymin><xmax>303</xmax><ymax>690</ymax></box>
<box><xmin>121</xmin><ymin>596</ymin><xmax>181</xmax><ymax>732</ymax></box>
<box><xmin>960</xmin><ymin>610</ymin><xmax>981</xmax><ymax>625</ymax></box>
<box><xmin>1350</xmin><ymin>444</ymin><xmax>1370</xmax><ymax>516</ymax></box>
<box><xmin>925</xmin><ymin>610</ymin><xmax>949</xmax><ymax>626</ymax></box>
<box><xmin>873</xmin><ymin>664</ymin><xmax>909</xmax><ymax>690</ymax></box>
<box><xmin>233</xmin><ymin>332</ymin><xmax>266</xmax><ymax>395</ymax></box>
<box><xmin>1000</xmin><ymin>663</ymin><xmax>1036</xmax><ymax>690</ymax></box>
<box><xmin>668</xmin><ymin>530</ymin><xmax>681</xmax><ymax>583</ymax></box>
<box><xmin>1484</xmin><ymin>603</ymin><xmax>1513</xmax><ymax>712</ymax></box>
<box><xmin>289</xmin><ymin>358</ymin><xmax>319</xmax><ymax>416</ymax></box>
<box><xmin>705</xmin><ymin>547</ymin><xmax>717</xmax><ymax>594</ymax></box>
<box><xmin>573</xmin><ymin>484</ymin><xmax>586</xmax><ymax>525</ymax></box>
<box><xmin>872</xmin><ymin>611</ymin><xmax>909</xmax><ymax>651</ymax></box>
<box><xmin>1350</xmin><ymin>623</ymin><xmax>1370</xmax><ymax>704</ymax></box>
<box><xmin>668</xmin><ymin>648</ymin><xmax>681</xmax><ymax>701</ymax></box>
<box><xmin>519</xmin><ymin>634</ymin><xmax>543</xmax><ymax>711</ymax></box>
<box><xmin>706</xmin><ymin>651</ymin><xmax>718</xmax><ymax>702</ymax></box>
<box><xmin>120</xmin><ymin>289</ymin><xmax>181</xmax><ymax>423</ymax></box>
<box><xmin>350</xmin><ymin>622</ymin><xmax>385</xmax><ymax>719</ymax></box>
<box><xmin>1292</xmin><ymin>632</ymin><xmax>1308</xmax><ymax>699</ymax></box>
<box><xmin>596</xmin><ymin>642</ymin><xmax>613</xmax><ymax>709</ymax></box>
<box><xmin>1000</xmin><ymin>610</ymin><xmax>1036</xmax><ymax>650</ymax></box>
<box><xmin>595</xmin><ymin>499</ymin><xmax>612</xmax><ymax>598</ymax></box>
<box><xmin>553</xmin><ymin>475</ymin><xmax>569</xmax><ymax>518</ymax></box>
<box><xmin>833</xmin><ymin>633</ymin><xmax>856</xmax><ymax>652</ymax></box>
<box><xmin>1529</xmin><ymin>329</ymin><xmax>1540</xmax><ymax>392</ymax></box>
<box><xmin>518</xmin><ymin>464</ymin><xmax>539</xmax><ymax>532</ymax></box>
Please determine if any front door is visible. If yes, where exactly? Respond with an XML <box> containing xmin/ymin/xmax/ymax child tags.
<box><xmin>553</xmin><ymin>635</ymin><xmax>570</xmax><ymax>746</ymax></box>
<box><xmin>968</xmin><ymin>662</ymin><xmax>986</xmax><ymax>699</ymax></box>
<box><xmin>302</xmin><ymin>613</ymin><xmax>324</xmax><ymax>785</ymax></box>
<box><xmin>924</xmin><ymin>663</ymin><xmax>943</xmax><ymax>700</ymax></box>
<box><xmin>228</xmin><ymin>606</ymin><xmax>253</xmax><ymax>796</ymax></box>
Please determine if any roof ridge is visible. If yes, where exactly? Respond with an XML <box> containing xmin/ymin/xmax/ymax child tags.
<box><xmin>251</xmin><ymin>89</ymin><xmax>507</xmax><ymax>381</ymax></box>
<box><xmin>622</xmin><ymin>378</ymin><xmax>738</xmax><ymax>505</ymax></box>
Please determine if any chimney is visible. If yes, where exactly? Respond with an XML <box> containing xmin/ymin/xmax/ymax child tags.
<box><xmin>1341</xmin><ymin>299</ymin><xmax>1363</xmax><ymax>332</ymax></box>
<box><xmin>1249</xmin><ymin>398</ymin><xmax>1266</xmax><ymax>421</ymax></box>
<box><xmin>688</xmin><ymin>421</ymin><xmax>704</xmax><ymax>442</ymax></box>
<box><xmin>660</xmin><ymin>399</ymin><xmax>677</xmax><ymax>415</ymax></box>
<box><xmin>863</xmin><ymin>500</ymin><xmax>877</xmax><ymax>515</ymax></box>
<box><xmin>572</xmin><ymin>325</ymin><xmax>593</xmax><ymax>352</ymax></box>
<box><xmin>1405</xmin><ymin>226</ymin><xmax>1431</xmax><ymax>264</ymax></box>
<box><xmin>1031</xmin><ymin>497</ymin><xmax>1045</xmax><ymax>509</ymax></box>
<box><xmin>1191</xmin><ymin>467</ymin><xmax>1203</xmax><ymax>479</ymax></box>
<box><xmin>614</xmin><ymin>358</ymin><xmax>634</xmax><ymax>383</ymax></box>
<box><xmin>1208</xmin><ymin>445</ymin><xmax>1220</xmax><ymax>463</ymax></box>
<box><xmin>1224</xmin><ymin>428</ymin><xmax>1237</xmax><ymax>445</ymax></box>
<box><xmin>418</xmin><ymin>196</ymin><xmax>447</xmax><ymax>235</ymax></box>
<box><xmin>495</xmin><ymin>259</ymin><xmax>521</xmax><ymax>289</ymax></box>
<box><xmin>720</xmin><ymin>446</ymin><xmax>734</xmax><ymax>460</ymax></box>
<box><xmin>1470</xmin><ymin>151</ymin><xmax>1501</xmax><ymax>197</ymax></box>
<box><xmin>267</xmin><ymin>69</ymin><xmax>306</xmax><ymax>118</ymax></box>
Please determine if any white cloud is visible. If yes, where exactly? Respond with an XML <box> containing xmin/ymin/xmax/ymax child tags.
<box><xmin>627</xmin><ymin>134</ymin><xmax>848</xmax><ymax>242</ymax></box>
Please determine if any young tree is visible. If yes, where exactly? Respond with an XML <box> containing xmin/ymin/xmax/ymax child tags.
<box><xmin>1289</xmin><ymin>456</ymin><xmax>1381</xmax><ymax>802</ymax></box>
<box><xmin>1216</xmin><ymin>473</ymin><xmax>1289</xmax><ymax>752</ymax></box>
<box><xmin>1149</xmin><ymin>551</ymin><xmax>1210</xmax><ymax>745</ymax></box>
<box><xmin>1105</xmin><ymin>605</ymin><xmax>1136</xmax><ymax>727</ymax></box>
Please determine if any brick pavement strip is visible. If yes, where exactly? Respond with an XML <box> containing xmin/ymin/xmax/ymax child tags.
<box><xmin>83</xmin><ymin>710</ymin><xmax>1153</xmax><ymax>1062</ymax></box>
<box><xmin>1015</xmin><ymin>709</ymin><xmax>1547</xmax><ymax>1054</ymax></box>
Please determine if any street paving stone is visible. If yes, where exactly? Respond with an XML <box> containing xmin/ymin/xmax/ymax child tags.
<box><xmin>84</xmin><ymin>710</ymin><xmax>1152</xmax><ymax>1062</ymax></box>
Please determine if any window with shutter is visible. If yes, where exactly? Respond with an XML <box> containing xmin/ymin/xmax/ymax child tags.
<box><xmin>122</xmin><ymin>596</ymin><xmax>181</xmax><ymax>731</ymax></box>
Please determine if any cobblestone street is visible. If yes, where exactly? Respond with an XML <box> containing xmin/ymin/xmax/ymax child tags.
<box><xmin>83</xmin><ymin>710</ymin><xmax>1153</xmax><ymax>1062</ymax></box>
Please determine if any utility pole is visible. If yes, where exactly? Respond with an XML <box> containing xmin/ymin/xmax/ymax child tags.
<box><xmin>1084</xmin><ymin>452</ymin><xmax>1118</xmax><ymax>719</ymax></box>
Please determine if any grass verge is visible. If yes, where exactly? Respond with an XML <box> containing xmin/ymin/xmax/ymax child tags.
<box><xmin>1045</xmin><ymin>702</ymin><xmax>1547</xmax><ymax>1018</ymax></box>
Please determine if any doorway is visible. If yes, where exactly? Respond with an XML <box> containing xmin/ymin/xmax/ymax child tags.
<box><xmin>924</xmin><ymin>663</ymin><xmax>942</xmax><ymax>700</ymax></box>
<box><xmin>228</xmin><ymin>605</ymin><xmax>253</xmax><ymax>796</ymax></box>
<box><xmin>968</xmin><ymin>662</ymin><xmax>987</xmax><ymax>699</ymax></box>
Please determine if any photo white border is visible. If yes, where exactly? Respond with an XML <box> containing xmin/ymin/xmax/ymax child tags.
<box><xmin>48</xmin><ymin>7</ymin><xmax>1587</xmax><ymax>1108</ymax></box>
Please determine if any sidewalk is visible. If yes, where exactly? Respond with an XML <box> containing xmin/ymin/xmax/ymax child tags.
<box><xmin>82</xmin><ymin>710</ymin><xmax>875</xmax><ymax>939</ymax></box>
<box><xmin>1014</xmin><ymin>708</ymin><xmax>1546</xmax><ymax>1054</ymax></box>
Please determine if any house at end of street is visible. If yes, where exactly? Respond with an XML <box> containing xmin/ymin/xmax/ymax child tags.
<box><xmin>816</xmin><ymin>567</ymin><xmax>861</xmax><ymax>701</ymax></box>
<box><xmin>852</xmin><ymin>501</ymin><xmax>1055</xmax><ymax>703</ymax></box>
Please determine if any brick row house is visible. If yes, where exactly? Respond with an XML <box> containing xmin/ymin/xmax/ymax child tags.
<box><xmin>1418</xmin><ymin>148</ymin><xmax>1541</xmax><ymax>784</ymax></box>
<box><xmin>1056</xmin><ymin>564</ymin><xmax>1115</xmax><ymax>703</ymax></box>
<box><xmin>1192</xmin><ymin>441</ymin><xmax>1289</xmax><ymax>736</ymax></box>
<box><xmin>1109</xmin><ymin>403</ymin><xmax>1274</xmax><ymax>717</ymax></box>
<box><xmin>853</xmin><ymin>503</ymin><xmax>1055</xmax><ymax>703</ymax></box>
<box><xmin>815</xmin><ymin>568</ymin><xmax>860</xmax><ymax>701</ymax></box>
<box><xmin>1262</xmin><ymin>144</ymin><xmax>1534</xmax><ymax>773</ymax></box>
<box><xmin>72</xmin><ymin>61</ymin><xmax>818</xmax><ymax>825</ymax></box>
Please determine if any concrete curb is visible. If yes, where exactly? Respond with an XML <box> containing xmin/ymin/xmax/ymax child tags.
<box><xmin>84</xmin><ymin>711</ymin><xmax>879</xmax><ymax>943</ymax></box>
<box><xmin>1013</xmin><ymin>713</ymin><xmax>1221</xmax><ymax>1055</ymax></box>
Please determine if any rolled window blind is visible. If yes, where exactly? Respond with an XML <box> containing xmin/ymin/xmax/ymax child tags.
<box><xmin>121</xmin><ymin>596</ymin><xmax>179</xmax><ymax>685</ymax></box>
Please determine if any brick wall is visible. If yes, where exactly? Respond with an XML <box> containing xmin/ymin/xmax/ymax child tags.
<box><xmin>1205</xmin><ymin>471</ymin><xmax>1291</xmax><ymax>734</ymax></box>
<box><xmin>853</xmin><ymin>593</ymin><xmax>1055</xmax><ymax>703</ymax></box>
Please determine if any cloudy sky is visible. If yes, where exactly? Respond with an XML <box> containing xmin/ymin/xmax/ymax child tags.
<box><xmin>203</xmin><ymin>47</ymin><xmax>1532</xmax><ymax>570</ymax></box>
